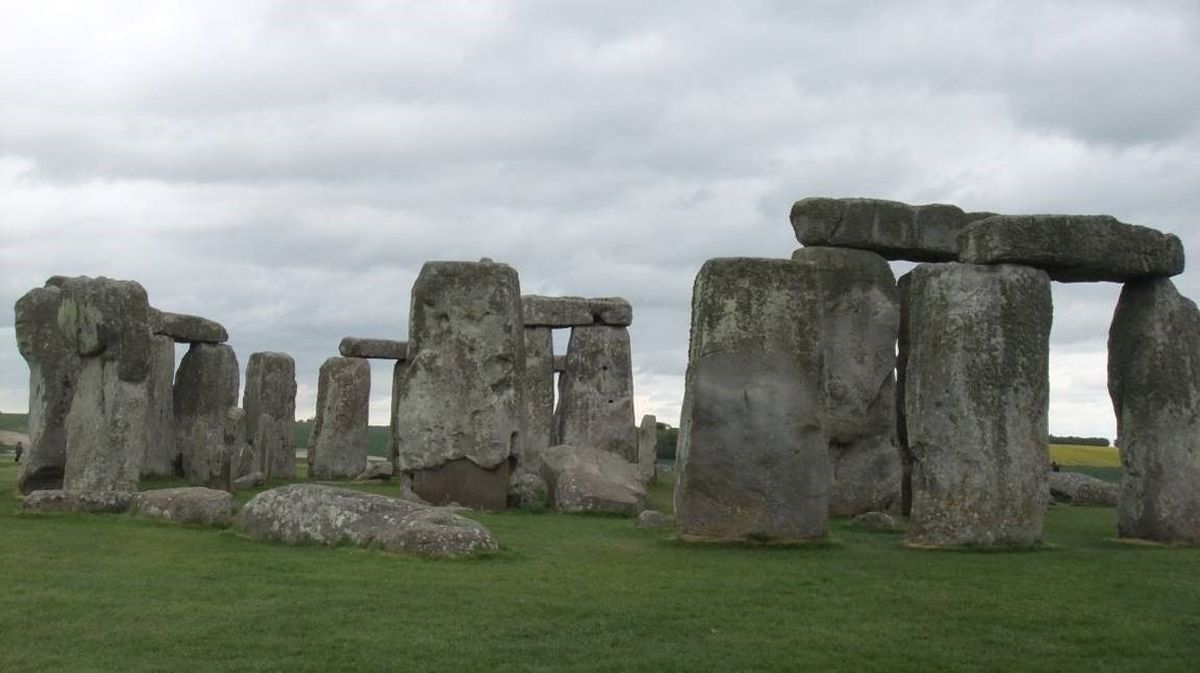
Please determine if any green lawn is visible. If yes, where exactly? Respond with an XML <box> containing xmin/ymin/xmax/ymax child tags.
<box><xmin>2</xmin><ymin>461</ymin><xmax>1198</xmax><ymax>672</ymax></box>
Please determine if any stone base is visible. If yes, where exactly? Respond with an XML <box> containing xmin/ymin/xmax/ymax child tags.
<box><xmin>410</xmin><ymin>458</ymin><xmax>510</xmax><ymax>511</ymax></box>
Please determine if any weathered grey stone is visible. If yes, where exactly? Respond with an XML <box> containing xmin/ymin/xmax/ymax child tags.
<box><xmin>228</xmin><ymin>407</ymin><xmax>259</xmax><ymax>486</ymax></box>
<box><xmin>21</xmin><ymin>489</ymin><xmax>136</xmax><ymax>513</ymax></box>
<box><xmin>338</xmin><ymin>337</ymin><xmax>409</xmax><ymax>360</ymax></box>
<box><xmin>243</xmin><ymin>352</ymin><xmax>296</xmax><ymax>480</ymax></box>
<box><xmin>388</xmin><ymin>359</ymin><xmax>404</xmax><ymax>471</ymax></box>
<box><xmin>552</xmin><ymin>355</ymin><xmax>567</xmax><ymax>373</ymax></box>
<box><xmin>236</xmin><ymin>484</ymin><xmax>499</xmax><ymax>557</ymax></box>
<box><xmin>1048</xmin><ymin>471</ymin><xmax>1118</xmax><ymax>507</ymax></box>
<box><xmin>636</xmin><ymin>509</ymin><xmax>673</xmax><ymax>529</ymax></box>
<box><xmin>354</xmin><ymin>461</ymin><xmax>395</xmax><ymax>482</ymax></box>
<box><xmin>141</xmin><ymin>335</ymin><xmax>176</xmax><ymax>478</ymax></box>
<box><xmin>896</xmin><ymin>272</ymin><xmax>915</xmax><ymax>516</ymax></box>
<box><xmin>792</xmin><ymin>247</ymin><xmax>902</xmax><ymax>516</ymax></box>
<box><xmin>959</xmin><ymin>214</ymin><xmax>1185</xmax><ymax>282</ymax></box>
<box><xmin>308</xmin><ymin>356</ymin><xmax>370</xmax><ymax>480</ymax></box>
<box><xmin>152</xmin><ymin>310</ymin><xmax>228</xmax><ymax>344</ymax></box>
<box><xmin>1108</xmin><ymin>277</ymin><xmax>1200</xmax><ymax>542</ymax></box>
<box><xmin>508</xmin><ymin>472</ymin><xmax>547</xmax><ymax>509</ymax></box>
<box><xmin>541</xmin><ymin>444</ymin><xmax>646</xmax><ymax>516</ymax></box>
<box><xmin>14</xmin><ymin>285</ymin><xmax>78</xmax><ymax>493</ymax></box>
<box><xmin>394</xmin><ymin>261</ymin><xmax>524</xmax><ymax>509</ymax></box>
<box><xmin>555</xmin><ymin>326</ymin><xmax>637</xmax><ymax>462</ymax></box>
<box><xmin>411</xmin><ymin>458</ymin><xmax>510</xmax><ymax>511</ymax></box>
<box><xmin>232</xmin><ymin>471</ymin><xmax>265</xmax><ymax>491</ymax></box>
<box><xmin>903</xmin><ymin>263</ymin><xmax>1051</xmax><ymax>547</ymax></box>
<box><xmin>675</xmin><ymin>258</ymin><xmax>830</xmax><ymax>542</ymax></box>
<box><xmin>134</xmin><ymin>487</ymin><xmax>234</xmax><ymax>526</ymax></box>
<box><xmin>173</xmin><ymin>343</ymin><xmax>239</xmax><ymax>487</ymax></box>
<box><xmin>854</xmin><ymin>511</ymin><xmax>900</xmax><ymax>531</ymax></box>
<box><xmin>588</xmin><ymin>297</ymin><xmax>633</xmax><ymax>327</ymax></box>
<box><xmin>637</xmin><ymin>414</ymin><xmax>657</xmax><ymax>484</ymax></box>
<box><xmin>521</xmin><ymin>296</ymin><xmax>633</xmax><ymax>327</ymax></box>
<box><xmin>519</xmin><ymin>327</ymin><xmax>555</xmax><ymax>475</ymax></box>
<box><xmin>791</xmin><ymin>197</ymin><xmax>986</xmax><ymax>263</ymax></box>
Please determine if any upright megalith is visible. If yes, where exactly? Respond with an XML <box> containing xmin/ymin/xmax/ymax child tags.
<box><xmin>637</xmin><ymin>414</ymin><xmax>657</xmax><ymax>484</ymax></box>
<box><xmin>519</xmin><ymin>326</ymin><xmax>555</xmax><ymax>473</ymax></box>
<box><xmin>675</xmin><ymin>258</ymin><xmax>829</xmax><ymax>542</ymax></box>
<box><xmin>243</xmin><ymin>352</ymin><xmax>297</xmax><ymax>480</ymax></box>
<box><xmin>393</xmin><ymin>261</ymin><xmax>524</xmax><ymax>509</ymax></box>
<box><xmin>792</xmin><ymin>247</ymin><xmax>902</xmax><ymax>516</ymax></box>
<box><xmin>1108</xmin><ymin>277</ymin><xmax>1200</xmax><ymax>543</ymax></box>
<box><xmin>555</xmin><ymin>325</ymin><xmax>636</xmax><ymax>463</ymax></box>
<box><xmin>57</xmin><ymin>276</ymin><xmax>154</xmax><ymax>493</ymax></box>
<box><xmin>141</xmin><ymin>335</ymin><xmax>177</xmax><ymax>478</ymax></box>
<box><xmin>14</xmin><ymin>284</ymin><xmax>79</xmax><ymax>493</ymax></box>
<box><xmin>173</xmin><ymin>343</ymin><xmax>239</xmax><ymax>486</ymax></box>
<box><xmin>903</xmin><ymin>263</ymin><xmax>1051</xmax><ymax>547</ymax></box>
<box><xmin>308</xmin><ymin>356</ymin><xmax>370</xmax><ymax>480</ymax></box>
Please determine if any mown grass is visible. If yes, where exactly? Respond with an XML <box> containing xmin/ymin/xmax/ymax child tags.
<box><xmin>2</xmin><ymin>459</ymin><xmax>1199</xmax><ymax>672</ymax></box>
<box><xmin>1049</xmin><ymin>444</ymin><xmax>1121</xmax><ymax>468</ymax></box>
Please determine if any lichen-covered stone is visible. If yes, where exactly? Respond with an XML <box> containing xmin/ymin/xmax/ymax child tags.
<box><xmin>637</xmin><ymin>414</ymin><xmax>657</xmax><ymax>484</ymax></box>
<box><xmin>152</xmin><ymin>310</ymin><xmax>228</xmax><ymax>344</ymax></box>
<box><xmin>21</xmin><ymin>489</ymin><xmax>135</xmax><ymax>513</ymax></box>
<box><xmin>791</xmin><ymin>197</ymin><xmax>987</xmax><ymax>263</ymax></box>
<box><xmin>903</xmin><ymin>263</ymin><xmax>1051</xmax><ymax>547</ymax></box>
<box><xmin>338</xmin><ymin>337</ymin><xmax>408</xmax><ymax>360</ymax></box>
<box><xmin>1048</xmin><ymin>471</ymin><xmax>1118</xmax><ymax>507</ymax></box>
<box><xmin>235</xmin><ymin>484</ymin><xmax>499</xmax><ymax>557</ymax></box>
<box><xmin>555</xmin><ymin>326</ymin><xmax>636</xmax><ymax>462</ymax></box>
<box><xmin>518</xmin><ymin>327</ymin><xmax>555</xmax><ymax>474</ymax></box>
<box><xmin>541</xmin><ymin>444</ymin><xmax>646</xmax><ymax>516</ymax></box>
<box><xmin>508</xmin><ymin>472</ymin><xmax>547</xmax><ymax>509</ymax></box>
<box><xmin>521</xmin><ymin>296</ymin><xmax>634</xmax><ymax>327</ymax></box>
<box><xmin>308</xmin><ymin>356</ymin><xmax>370</xmax><ymax>480</ymax></box>
<box><xmin>134</xmin><ymin>487</ymin><xmax>234</xmax><ymax>526</ymax></box>
<box><xmin>173</xmin><ymin>343</ymin><xmax>239</xmax><ymax>487</ymax></box>
<box><xmin>792</xmin><ymin>247</ymin><xmax>902</xmax><ymax>516</ymax></box>
<box><xmin>675</xmin><ymin>258</ymin><xmax>830</xmax><ymax>542</ymax></box>
<box><xmin>243</xmin><ymin>352</ymin><xmax>296</xmax><ymax>480</ymax></box>
<box><xmin>959</xmin><ymin>214</ymin><xmax>1184</xmax><ymax>282</ymax></box>
<box><xmin>141</xmin><ymin>335</ymin><xmax>177</xmax><ymax>478</ymax></box>
<box><xmin>394</xmin><ymin>261</ymin><xmax>524</xmax><ymax>507</ymax></box>
<box><xmin>1108</xmin><ymin>277</ymin><xmax>1200</xmax><ymax>542</ymax></box>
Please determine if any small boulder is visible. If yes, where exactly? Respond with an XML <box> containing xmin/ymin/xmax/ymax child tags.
<box><xmin>355</xmin><ymin>462</ymin><xmax>395</xmax><ymax>482</ymax></box>
<box><xmin>853</xmin><ymin>511</ymin><xmax>900</xmax><ymax>531</ymax></box>
<box><xmin>508</xmin><ymin>472</ymin><xmax>547</xmax><ymax>509</ymax></box>
<box><xmin>235</xmin><ymin>484</ymin><xmax>499</xmax><ymax>558</ymax></box>
<box><xmin>134</xmin><ymin>487</ymin><xmax>235</xmax><ymax>526</ymax></box>
<box><xmin>21</xmin><ymin>490</ymin><xmax>135</xmax><ymax>513</ymax></box>
<box><xmin>231</xmin><ymin>472</ymin><xmax>265</xmax><ymax>491</ymax></box>
<box><xmin>541</xmin><ymin>445</ymin><xmax>646</xmax><ymax>516</ymax></box>
<box><xmin>636</xmin><ymin>510</ymin><xmax>673</xmax><ymax>529</ymax></box>
<box><xmin>1048</xmin><ymin>471</ymin><xmax>1119</xmax><ymax>507</ymax></box>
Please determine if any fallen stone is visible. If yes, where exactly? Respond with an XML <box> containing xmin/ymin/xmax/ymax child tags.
<box><xmin>508</xmin><ymin>472</ymin><xmax>547</xmax><ymax>509</ymax></box>
<box><xmin>21</xmin><ymin>489</ymin><xmax>135</xmax><ymax>513</ymax></box>
<box><xmin>231</xmin><ymin>471</ymin><xmax>265</xmax><ymax>491</ymax></box>
<box><xmin>355</xmin><ymin>461</ymin><xmax>395</xmax><ymax>482</ymax></box>
<box><xmin>243</xmin><ymin>352</ymin><xmax>296</xmax><ymax>480</ymax></box>
<box><xmin>959</xmin><ymin>214</ymin><xmax>1185</xmax><ymax>282</ymax></box>
<box><xmin>134</xmin><ymin>487</ymin><xmax>234</xmax><ymax>526</ymax></box>
<box><xmin>791</xmin><ymin>197</ymin><xmax>988</xmax><ymax>263</ymax></box>
<box><xmin>637</xmin><ymin>414</ymin><xmax>657</xmax><ymax>484</ymax></box>
<box><xmin>1108</xmin><ymin>277</ymin><xmax>1200</xmax><ymax>543</ymax></box>
<box><xmin>636</xmin><ymin>510</ymin><xmax>673</xmax><ymax>529</ymax></box>
<box><xmin>676</xmin><ymin>258</ymin><xmax>830</xmax><ymax>542</ymax></box>
<box><xmin>236</xmin><ymin>484</ymin><xmax>500</xmax><ymax>558</ymax></box>
<box><xmin>141</xmin><ymin>335</ymin><xmax>177</xmax><ymax>478</ymax></box>
<box><xmin>338</xmin><ymin>337</ymin><xmax>409</xmax><ymax>360</ymax></box>
<box><xmin>308</xmin><ymin>356</ymin><xmax>370</xmax><ymax>480</ymax></box>
<box><xmin>1048</xmin><ymin>471</ymin><xmax>1118</xmax><ymax>507</ymax></box>
<box><xmin>173</xmin><ymin>343</ymin><xmax>239</xmax><ymax>487</ymax></box>
<box><xmin>521</xmin><ymin>296</ymin><xmax>634</xmax><ymax>327</ymax></box>
<box><xmin>555</xmin><ymin>325</ymin><xmax>637</xmax><ymax>462</ymax></box>
<box><xmin>541</xmin><ymin>445</ymin><xmax>646</xmax><ymax>516</ymax></box>
<box><xmin>903</xmin><ymin>263</ymin><xmax>1051</xmax><ymax>547</ymax></box>
<box><xmin>519</xmin><ymin>327</ymin><xmax>556</xmax><ymax>474</ymax></box>
<box><xmin>853</xmin><ymin>511</ymin><xmax>900</xmax><ymax>531</ymax></box>
<box><xmin>152</xmin><ymin>310</ymin><xmax>228</xmax><ymax>344</ymax></box>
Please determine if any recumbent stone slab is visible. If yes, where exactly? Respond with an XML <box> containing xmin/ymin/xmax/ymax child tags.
<box><xmin>308</xmin><ymin>356</ymin><xmax>370</xmax><ymax>480</ymax></box>
<box><xmin>338</xmin><ymin>337</ymin><xmax>409</xmax><ymax>360</ymax></box>
<box><xmin>243</xmin><ymin>352</ymin><xmax>296</xmax><ymax>480</ymax></box>
<box><xmin>541</xmin><ymin>444</ymin><xmax>646</xmax><ymax>516</ymax></box>
<box><xmin>134</xmin><ymin>487</ymin><xmax>235</xmax><ymax>526</ymax></box>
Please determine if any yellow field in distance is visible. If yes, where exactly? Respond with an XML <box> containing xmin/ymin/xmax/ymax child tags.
<box><xmin>1049</xmin><ymin>444</ymin><xmax>1121</xmax><ymax>467</ymax></box>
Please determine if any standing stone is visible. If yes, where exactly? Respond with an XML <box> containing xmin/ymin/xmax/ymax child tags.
<box><xmin>57</xmin><ymin>277</ymin><xmax>154</xmax><ymax>493</ymax></box>
<box><xmin>388</xmin><ymin>359</ymin><xmax>404</xmax><ymax>472</ymax></box>
<box><xmin>637</xmin><ymin>414</ymin><xmax>657</xmax><ymax>484</ymax></box>
<box><xmin>308</xmin><ymin>356</ymin><xmax>370</xmax><ymax>480</ymax></box>
<box><xmin>1108</xmin><ymin>277</ymin><xmax>1200</xmax><ymax>543</ymax></box>
<box><xmin>173</xmin><ymin>343</ymin><xmax>239</xmax><ymax>487</ymax></box>
<box><xmin>243</xmin><ymin>352</ymin><xmax>297</xmax><ymax>480</ymax></box>
<box><xmin>903</xmin><ymin>263</ymin><xmax>1051</xmax><ymax>547</ymax></box>
<box><xmin>793</xmin><ymin>247</ymin><xmax>902</xmax><ymax>516</ymax></box>
<box><xmin>896</xmin><ymin>273</ymin><xmax>915</xmax><ymax>517</ymax></box>
<box><xmin>141</xmin><ymin>335</ymin><xmax>177</xmax><ymax>478</ymax></box>
<box><xmin>555</xmin><ymin>325</ymin><xmax>636</xmax><ymax>463</ymax></box>
<box><xmin>675</xmin><ymin>258</ymin><xmax>829</xmax><ymax>542</ymax></box>
<box><xmin>393</xmin><ymin>261</ymin><xmax>524</xmax><ymax>510</ymax></box>
<box><xmin>14</xmin><ymin>284</ymin><xmax>79</xmax><ymax>493</ymax></box>
<box><xmin>518</xmin><ymin>327</ymin><xmax>555</xmax><ymax>474</ymax></box>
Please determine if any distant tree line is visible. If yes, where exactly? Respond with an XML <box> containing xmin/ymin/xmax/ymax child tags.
<box><xmin>1049</xmin><ymin>435</ymin><xmax>1110</xmax><ymax>447</ymax></box>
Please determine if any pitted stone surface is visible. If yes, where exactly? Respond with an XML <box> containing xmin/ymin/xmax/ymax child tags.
<box><xmin>555</xmin><ymin>325</ymin><xmax>636</xmax><ymax>462</ymax></box>
<box><xmin>793</xmin><ymin>247</ymin><xmax>902</xmax><ymax>516</ymax></box>
<box><xmin>173</xmin><ymin>343</ymin><xmax>239</xmax><ymax>487</ymax></box>
<box><xmin>637</xmin><ymin>414</ymin><xmax>657</xmax><ymax>484</ymax></box>
<box><xmin>519</xmin><ymin>327</ymin><xmax>555</xmax><ymax>474</ymax></box>
<box><xmin>236</xmin><ymin>484</ymin><xmax>499</xmax><ymax>557</ymax></box>
<box><xmin>243</xmin><ymin>352</ymin><xmax>296</xmax><ymax>480</ymax></box>
<box><xmin>521</xmin><ymin>296</ymin><xmax>633</xmax><ymax>327</ymax></box>
<box><xmin>393</xmin><ymin>261</ymin><xmax>524</xmax><ymax>499</ymax></box>
<box><xmin>134</xmin><ymin>487</ymin><xmax>234</xmax><ymax>526</ymax></box>
<box><xmin>791</xmin><ymin>197</ymin><xmax>992</xmax><ymax>263</ymax></box>
<box><xmin>338</xmin><ymin>337</ymin><xmax>409</xmax><ymax>360</ymax></box>
<box><xmin>21</xmin><ymin>489</ymin><xmax>136</xmax><ymax>513</ymax></box>
<box><xmin>675</xmin><ymin>258</ymin><xmax>830</xmax><ymax>542</ymax></box>
<box><xmin>142</xmin><ymin>335</ymin><xmax>177</xmax><ymax>478</ymax></box>
<box><xmin>308</xmin><ymin>356</ymin><xmax>370</xmax><ymax>480</ymax></box>
<box><xmin>959</xmin><ymin>214</ymin><xmax>1184</xmax><ymax>282</ymax></box>
<box><xmin>152</xmin><ymin>310</ymin><xmax>228</xmax><ymax>344</ymax></box>
<box><xmin>541</xmin><ymin>445</ymin><xmax>646</xmax><ymax>516</ymax></box>
<box><xmin>1048</xmin><ymin>471</ymin><xmax>1118</xmax><ymax>507</ymax></box>
<box><xmin>903</xmin><ymin>263</ymin><xmax>1051</xmax><ymax>547</ymax></box>
<box><xmin>1108</xmin><ymin>277</ymin><xmax>1200</xmax><ymax>543</ymax></box>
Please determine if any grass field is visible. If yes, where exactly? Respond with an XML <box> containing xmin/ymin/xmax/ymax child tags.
<box><xmin>2</xmin><ymin>459</ymin><xmax>1198</xmax><ymax>671</ymax></box>
<box><xmin>1049</xmin><ymin>443</ymin><xmax>1121</xmax><ymax>467</ymax></box>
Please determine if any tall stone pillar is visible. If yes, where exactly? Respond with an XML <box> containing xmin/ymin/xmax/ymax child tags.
<box><xmin>637</xmin><ymin>414</ymin><xmax>657</xmax><ymax>484</ymax></box>
<box><xmin>243</xmin><ymin>352</ymin><xmax>297</xmax><ymax>480</ymax></box>
<box><xmin>519</xmin><ymin>326</ymin><xmax>555</xmax><ymax>474</ymax></box>
<box><xmin>555</xmin><ymin>325</ymin><xmax>636</xmax><ymax>462</ymax></box>
<box><xmin>141</xmin><ymin>335</ymin><xmax>177</xmax><ymax>478</ymax></box>
<box><xmin>308</xmin><ymin>356</ymin><xmax>370</xmax><ymax>480</ymax></box>
<box><xmin>174</xmin><ymin>343</ymin><xmax>239</xmax><ymax>487</ymax></box>
<box><xmin>903</xmin><ymin>263</ymin><xmax>1051</xmax><ymax>547</ymax></box>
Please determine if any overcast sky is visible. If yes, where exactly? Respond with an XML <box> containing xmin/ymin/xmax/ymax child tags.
<box><xmin>2</xmin><ymin>1</ymin><xmax>1199</xmax><ymax>438</ymax></box>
